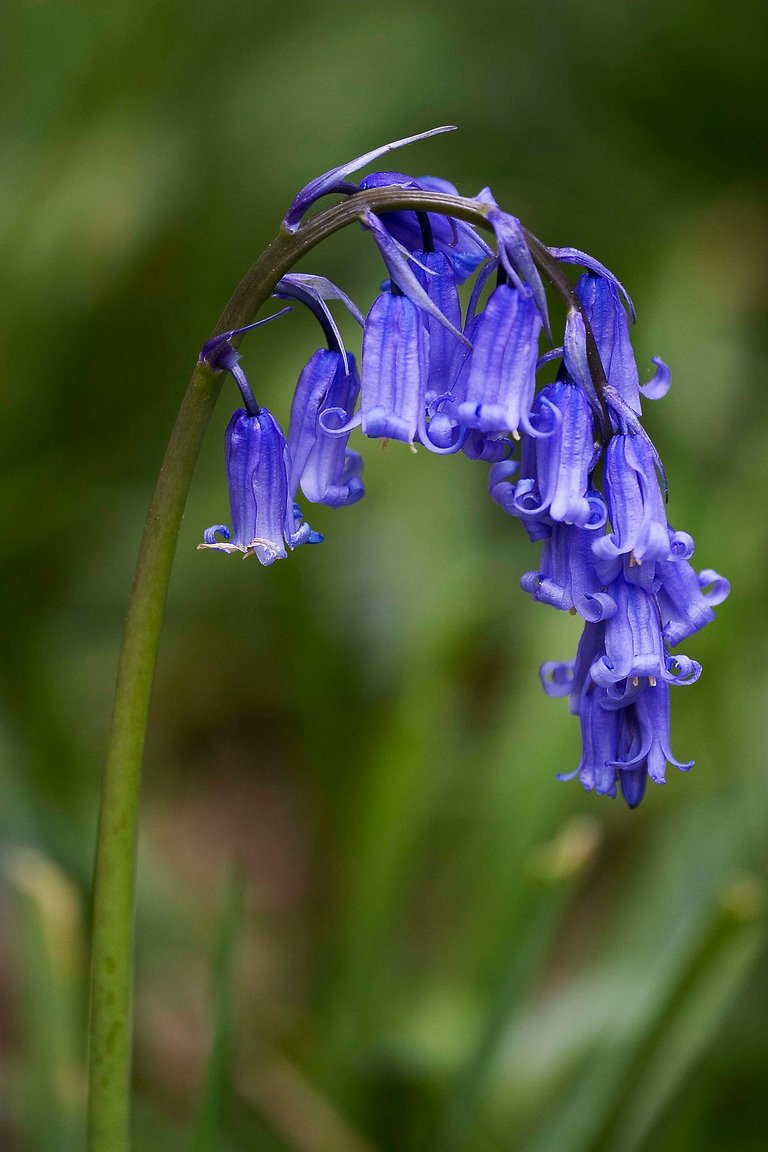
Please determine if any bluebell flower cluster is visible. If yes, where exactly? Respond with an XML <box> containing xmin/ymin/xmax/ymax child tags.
<box><xmin>199</xmin><ymin>130</ymin><xmax>728</xmax><ymax>806</ymax></box>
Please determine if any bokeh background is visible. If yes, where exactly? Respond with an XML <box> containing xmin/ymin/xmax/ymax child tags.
<box><xmin>2</xmin><ymin>2</ymin><xmax>767</xmax><ymax>1149</ymax></box>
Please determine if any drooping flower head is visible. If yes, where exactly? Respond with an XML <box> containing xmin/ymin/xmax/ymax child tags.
<box><xmin>197</xmin><ymin>132</ymin><xmax>729</xmax><ymax>809</ymax></box>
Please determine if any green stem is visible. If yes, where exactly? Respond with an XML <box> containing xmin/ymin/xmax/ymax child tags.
<box><xmin>86</xmin><ymin>359</ymin><xmax>225</xmax><ymax>1151</ymax></box>
<box><xmin>86</xmin><ymin>185</ymin><xmax>604</xmax><ymax>1152</ymax></box>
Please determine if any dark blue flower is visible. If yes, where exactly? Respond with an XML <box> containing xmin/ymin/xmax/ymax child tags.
<box><xmin>589</xmin><ymin>577</ymin><xmax>701</xmax><ymax>690</ymax></box>
<box><xmin>358</xmin><ymin>171</ymin><xmax>491</xmax><ymax>282</ymax></box>
<box><xmin>413</xmin><ymin>249</ymin><xmax>463</xmax><ymax>401</ymax></box>
<box><xmin>521</xmin><ymin>523</ymin><xmax>615</xmax><ymax>621</ymax></box>
<box><xmin>358</xmin><ymin>289</ymin><xmax>429</xmax><ymax>444</ymax></box>
<box><xmin>199</xmin><ymin>408</ymin><xmax>321</xmax><ymax>565</ymax></box>
<box><xmin>608</xmin><ymin>680</ymin><xmax>694</xmax><ymax>790</ymax></box>
<box><xmin>657</xmin><ymin>553</ymin><xmax>730</xmax><ymax>646</ymax></box>
<box><xmin>511</xmin><ymin>380</ymin><xmax>604</xmax><ymax>528</ymax></box>
<box><xmin>592</xmin><ymin>432</ymin><xmax>670</xmax><ymax>567</ymax></box>
<box><xmin>452</xmin><ymin>283</ymin><xmax>543</xmax><ymax>436</ymax></box>
<box><xmin>556</xmin><ymin>677</ymin><xmax>693</xmax><ymax>808</ymax></box>
<box><xmin>575</xmin><ymin>272</ymin><xmax>671</xmax><ymax>414</ymax></box>
<box><xmin>272</xmin><ymin>273</ymin><xmax>365</xmax><ymax>508</ymax></box>
<box><xmin>558</xmin><ymin>686</ymin><xmax>622</xmax><ymax>799</ymax></box>
<box><xmin>287</xmin><ymin>349</ymin><xmax>363</xmax><ymax>507</ymax></box>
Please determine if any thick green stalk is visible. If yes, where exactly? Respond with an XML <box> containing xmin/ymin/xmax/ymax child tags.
<box><xmin>86</xmin><ymin>185</ymin><xmax>604</xmax><ymax>1152</ymax></box>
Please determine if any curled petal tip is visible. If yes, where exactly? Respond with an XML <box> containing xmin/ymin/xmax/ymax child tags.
<box><xmin>640</xmin><ymin>356</ymin><xmax>672</xmax><ymax>400</ymax></box>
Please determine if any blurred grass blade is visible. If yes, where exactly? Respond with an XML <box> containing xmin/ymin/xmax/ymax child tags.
<box><xmin>189</xmin><ymin>865</ymin><xmax>244</xmax><ymax>1152</ymax></box>
<box><xmin>522</xmin><ymin>872</ymin><xmax>765</xmax><ymax>1152</ymax></box>
<box><xmin>236</xmin><ymin>1053</ymin><xmax>381</xmax><ymax>1152</ymax></box>
<box><xmin>437</xmin><ymin>818</ymin><xmax>602</xmax><ymax>1152</ymax></box>
<box><xmin>6</xmin><ymin>848</ymin><xmax>85</xmax><ymax>1152</ymax></box>
<box><xmin>607</xmin><ymin>873</ymin><xmax>765</xmax><ymax>1152</ymax></box>
<box><xmin>320</xmin><ymin>656</ymin><xmax>463</xmax><ymax>1077</ymax></box>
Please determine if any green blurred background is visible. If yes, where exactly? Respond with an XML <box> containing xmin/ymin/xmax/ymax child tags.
<box><xmin>2</xmin><ymin>1</ymin><xmax>767</xmax><ymax>1149</ymax></box>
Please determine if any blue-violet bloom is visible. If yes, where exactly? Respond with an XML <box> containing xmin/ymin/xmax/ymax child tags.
<box><xmin>199</xmin><ymin>407</ymin><xmax>321</xmax><ymax>565</ymax></box>
<box><xmin>454</xmin><ymin>283</ymin><xmax>543</xmax><ymax>436</ymax></box>
<box><xmin>592</xmin><ymin>432</ymin><xmax>671</xmax><ymax>567</ymax></box>
<box><xmin>511</xmin><ymin>380</ymin><xmax>603</xmax><ymax>527</ymax></box>
<box><xmin>287</xmin><ymin>349</ymin><xmax>364</xmax><ymax>507</ymax></box>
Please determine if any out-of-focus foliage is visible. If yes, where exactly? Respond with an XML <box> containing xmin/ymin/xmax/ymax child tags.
<box><xmin>1</xmin><ymin>2</ymin><xmax>767</xmax><ymax>1149</ymax></box>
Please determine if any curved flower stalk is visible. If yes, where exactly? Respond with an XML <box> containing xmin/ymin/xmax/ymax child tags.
<box><xmin>88</xmin><ymin>127</ymin><xmax>729</xmax><ymax>1152</ymax></box>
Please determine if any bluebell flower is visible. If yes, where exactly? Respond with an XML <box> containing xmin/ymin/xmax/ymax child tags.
<box><xmin>199</xmin><ymin>407</ymin><xmax>321</xmax><ymax>565</ymax></box>
<box><xmin>575</xmin><ymin>272</ymin><xmax>671</xmax><ymax>413</ymax></box>
<box><xmin>358</xmin><ymin>288</ymin><xmax>429</xmax><ymax>444</ymax></box>
<box><xmin>556</xmin><ymin>678</ymin><xmax>693</xmax><ymax>808</ymax></box>
<box><xmin>198</xmin><ymin>314</ymin><xmax>321</xmax><ymax>564</ymax></box>
<box><xmin>358</xmin><ymin>171</ymin><xmax>490</xmax><ymax>282</ymax></box>
<box><xmin>592</xmin><ymin>432</ymin><xmax>670</xmax><ymax>567</ymax></box>
<box><xmin>273</xmin><ymin>273</ymin><xmax>365</xmax><ymax>507</ymax></box>
<box><xmin>343</xmin><ymin>212</ymin><xmax>472</xmax><ymax>453</ymax></box>
<box><xmin>559</xmin><ymin>686</ymin><xmax>623</xmax><ymax>799</ymax></box>
<box><xmin>608</xmin><ymin>680</ymin><xmax>694</xmax><ymax>791</ymax></box>
<box><xmin>412</xmin><ymin>248</ymin><xmax>463</xmax><ymax>401</ymax></box>
<box><xmin>453</xmin><ymin>283</ymin><xmax>543</xmax><ymax>436</ymax></box>
<box><xmin>197</xmin><ymin>138</ymin><xmax>730</xmax><ymax>810</ymax></box>
<box><xmin>657</xmin><ymin>553</ymin><xmax>730</xmax><ymax>646</ymax></box>
<box><xmin>521</xmin><ymin>523</ymin><xmax>615</xmax><ymax>621</ymax></box>
<box><xmin>287</xmin><ymin>349</ymin><xmax>363</xmax><ymax>507</ymax></box>
<box><xmin>575</xmin><ymin>272</ymin><xmax>641</xmax><ymax>413</ymax></box>
<box><xmin>511</xmin><ymin>380</ymin><xmax>604</xmax><ymax>528</ymax></box>
<box><xmin>589</xmin><ymin>577</ymin><xmax>701</xmax><ymax>690</ymax></box>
